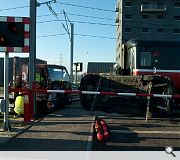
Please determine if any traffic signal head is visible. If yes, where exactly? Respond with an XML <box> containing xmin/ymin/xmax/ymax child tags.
<box><xmin>0</xmin><ymin>35</ymin><xmax>8</xmax><ymax>46</ymax></box>
<box><xmin>0</xmin><ymin>22</ymin><xmax>24</xmax><ymax>47</ymax></box>
<box><xmin>7</xmin><ymin>22</ymin><xmax>20</xmax><ymax>35</ymax></box>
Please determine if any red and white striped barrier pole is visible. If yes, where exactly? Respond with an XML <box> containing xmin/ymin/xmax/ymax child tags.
<box><xmin>9</xmin><ymin>87</ymin><xmax>180</xmax><ymax>99</ymax></box>
<box><xmin>44</xmin><ymin>89</ymin><xmax>180</xmax><ymax>99</ymax></box>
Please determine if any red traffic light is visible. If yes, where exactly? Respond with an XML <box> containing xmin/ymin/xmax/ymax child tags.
<box><xmin>0</xmin><ymin>21</ymin><xmax>24</xmax><ymax>47</ymax></box>
<box><xmin>7</xmin><ymin>22</ymin><xmax>19</xmax><ymax>35</ymax></box>
<box><xmin>0</xmin><ymin>36</ymin><xmax>5</xmax><ymax>42</ymax></box>
<box><xmin>0</xmin><ymin>35</ymin><xmax>7</xmax><ymax>46</ymax></box>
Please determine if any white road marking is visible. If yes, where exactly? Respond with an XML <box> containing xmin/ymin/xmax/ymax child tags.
<box><xmin>111</xmin><ymin>130</ymin><xmax>180</xmax><ymax>134</ymax></box>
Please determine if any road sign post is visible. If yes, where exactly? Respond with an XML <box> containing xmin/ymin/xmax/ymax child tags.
<box><xmin>3</xmin><ymin>52</ymin><xmax>10</xmax><ymax>131</ymax></box>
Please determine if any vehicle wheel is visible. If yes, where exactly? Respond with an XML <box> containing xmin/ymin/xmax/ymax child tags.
<box><xmin>162</xmin><ymin>79</ymin><xmax>175</xmax><ymax>113</ymax></box>
<box><xmin>149</xmin><ymin>78</ymin><xmax>175</xmax><ymax>116</ymax></box>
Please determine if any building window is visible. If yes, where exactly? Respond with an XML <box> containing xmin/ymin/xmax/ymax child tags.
<box><xmin>157</xmin><ymin>2</ymin><xmax>165</xmax><ymax>9</ymax></box>
<box><xmin>142</xmin><ymin>2</ymin><xmax>148</xmax><ymax>8</ymax></box>
<box><xmin>157</xmin><ymin>28</ymin><xmax>163</xmax><ymax>33</ymax></box>
<box><xmin>141</xmin><ymin>1</ymin><xmax>166</xmax><ymax>11</ymax></box>
<box><xmin>174</xmin><ymin>16</ymin><xmax>180</xmax><ymax>20</ymax></box>
<box><xmin>174</xmin><ymin>29</ymin><xmax>180</xmax><ymax>33</ymax></box>
<box><xmin>125</xmin><ymin>2</ymin><xmax>132</xmax><ymax>7</ymax></box>
<box><xmin>125</xmin><ymin>28</ymin><xmax>132</xmax><ymax>32</ymax></box>
<box><xmin>142</xmin><ymin>15</ymin><xmax>149</xmax><ymax>19</ymax></box>
<box><xmin>157</xmin><ymin>15</ymin><xmax>164</xmax><ymax>19</ymax></box>
<box><xmin>142</xmin><ymin>2</ymin><xmax>165</xmax><ymax>9</ymax></box>
<box><xmin>142</xmin><ymin>28</ymin><xmax>149</xmax><ymax>32</ymax></box>
<box><xmin>174</xmin><ymin>2</ymin><xmax>180</xmax><ymax>7</ymax></box>
<box><xmin>125</xmin><ymin>15</ymin><xmax>132</xmax><ymax>19</ymax></box>
<box><xmin>140</xmin><ymin>52</ymin><xmax>151</xmax><ymax>67</ymax></box>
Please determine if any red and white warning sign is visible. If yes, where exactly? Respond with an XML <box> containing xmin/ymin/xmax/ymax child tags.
<box><xmin>0</xmin><ymin>16</ymin><xmax>30</xmax><ymax>53</ymax></box>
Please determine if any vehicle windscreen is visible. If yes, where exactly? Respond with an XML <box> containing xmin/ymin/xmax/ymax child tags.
<box><xmin>138</xmin><ymin>47</ymin><xmax>180</xmax><ymax>70</ymax></box>
<box><xmin>48</xmin><ymin>67</ymin><xmax>70</xmax><ymax>82</ymax></box>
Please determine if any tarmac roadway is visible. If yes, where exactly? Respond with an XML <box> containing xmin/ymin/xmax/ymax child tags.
<box><xmin>0</xmin><ymin>101</ymin><xmax>180</xmax><ymax>151</ymax></box>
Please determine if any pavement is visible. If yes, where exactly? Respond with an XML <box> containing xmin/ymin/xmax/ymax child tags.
<box><xmin>0</xmin><ymin>101</ymin><xmax>96</xmax><ymax>151</ymax></box>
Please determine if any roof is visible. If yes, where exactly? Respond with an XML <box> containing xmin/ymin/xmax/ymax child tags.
<box><xmin>87</xmin><ymin>62</ymin><xmax>115</xmax><ymax>74</ymax></box>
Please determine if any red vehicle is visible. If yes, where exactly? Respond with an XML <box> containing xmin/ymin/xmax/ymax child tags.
<box><xmin>35</xmin><ymin>64</ymin><xmax>71</xmax><ymax>116</ymax></box>
<box><xmin>7</xmin><ymin>64</ymin><xmax>71</xmax><ymax>117</ymax></box>
<box><xmin>123</xmin><ymin>39</ymin><xmax>180</xmax><ymax>94</ymax></box>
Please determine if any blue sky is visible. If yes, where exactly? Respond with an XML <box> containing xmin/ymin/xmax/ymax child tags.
<box><xmin>0</xmin><ymin>0</ymin><xmax>116</xmax><ymax>72</ymax></box>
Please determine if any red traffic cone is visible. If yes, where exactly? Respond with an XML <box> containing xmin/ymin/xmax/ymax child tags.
<box><xmin>95</xmin><ymin>120</ymin><xmax>100</xmax><ymax>132</ymax></box>
<box><xmin>96</xmin><ymin>130</ymin><xmax>104</xmax><ymax>141</ymax></box>
<box><xmin>100</xmin><ymin>120</ymin><xmax>110</xmax><ymax>139</ymax></box>
<box><xmin>94</xmin><ymin>119</ymin><xmax>104</xmax><ymax>141</ymax></box>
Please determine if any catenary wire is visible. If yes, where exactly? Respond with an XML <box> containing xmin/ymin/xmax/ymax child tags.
<box><xmin>36</xmin><ymin>33</ymin><xmax>115</xmax><ymax>40</ymax></box>
<box><xmin>0</xmin><ymin>4</ymin><xmax>178</xmax><ymax>33</ymax></box>
<box><xmin>0</xmin><ymin>5</ymin><xmax>29</xmax><ymax>12</ymax></box>
<box><xmin>56</xmin><ymin>1</ymin><xmax>115</xmax><ymax>13</ymax></box>
<box><xmin>37</xmin><ymin>18</ymin><xmax>179</xmax><ymax>31</ymax></box>
<box><xmin>37</xmin><ymin>19</ymin><xmax>116</xmax><ymax>26</ymax></box>
<box><xmin>37</xmin><ymin>12</ymin><xmax>114</xmax><ymax>21</ymax></box>
<box><xmin>0</xmin><ymin>5</ymin><xmax>177</xmax><ymax>29</ymax></box>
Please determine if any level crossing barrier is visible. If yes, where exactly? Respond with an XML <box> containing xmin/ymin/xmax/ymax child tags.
<box><xmin>9</xmin><ymin>86</ymin><xmax>180</xmax><ymax>122</ymax></box>
<box><xmin>29</xmin><ymin>87</ymin><xmax>180</xmax><ymax>99</ymax></box>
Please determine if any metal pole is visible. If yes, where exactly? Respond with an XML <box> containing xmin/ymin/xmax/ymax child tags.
<box><xmin>29</xmin><ymin>0</ymin><xmax>36</xmax><ymax>89</ymax></box>
<box><xmin>29</xmin><ymin>0</ymin><xmax>36</xmax><ymax>115</ymax></box>
<box><xmin>74</xmin><ymin>63</ymin><xmax>77</xmax><ymax>84</ymax></box>
<box><xmin>13</xmin><ymin>57</ymin><xmax>17</xmax><ymax>87</ymax></box>
<box><xmin>70</xmin><ymin>23</ymin><xmax>74</xmax><ymax>83</ymax></box>
<box><xmin>3</xmin><ymin>52</ymin><xmax>10</xmax><ymax>131</ymax></box>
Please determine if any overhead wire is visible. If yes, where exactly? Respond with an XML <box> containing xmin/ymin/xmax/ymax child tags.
<box><xmin>0</xmin><ymin>5</ymin><xmax>29</xmax><ymax>12</ymax></box>
<box><xmin>1</xmin><ymin>3</ymin><xmax>178</xmax><ymax>39</ymax></box>
<box><xmin>0</xmin><ymin>4</ymin><xmax>174</xmax><ymax>28</ymax></box>
<box><xmin>74</xmin><ymin>33</ymin><xmax>116</xmax><ymax>40</ymax></box>
<box><xmin>36</xmin><ymin>33</ymin><xmax>67</xmax><ymax>38</ymax></box>
<box><xmin>37</xmin><ymin>18</ymin><xmax>177</xmax><ymax>30</ymax></box>
<box><xmin>0</xmin><ymin>3</ymin><xmax>143</xmax><ymax>41</ymax></box>
<box><xmin>56</xmin><ymin>1</ymin><xmax>115</xmax><ymax>13</ymax></box>
<box><xmin>37</xmin><ymin>12</ymin><xmax>114</xmax><ymax>21</ymax></box>
<box><xmin>36</xmin><ymin>32</ymin><xmax>115</xmax><ymax>40</ymax></box>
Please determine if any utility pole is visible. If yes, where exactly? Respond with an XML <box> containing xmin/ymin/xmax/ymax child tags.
<box><xmin>70</xmin><ymin>23</ymin><xmax>74</xmax><ymax>83</ymax></box>
<box><xmin>29</xmin><ymin>0</ymin><xmax>36</xmax><ymax>88</ymax></box>
<box><xmin>62</xmin><ymin>10</ymin><xmax>74</xmax><ymax>83</ymax></box>
<box><xmin>29</xmin><ymin>0</ymin><xmax>37</xmax><ymax>115</ymax></box>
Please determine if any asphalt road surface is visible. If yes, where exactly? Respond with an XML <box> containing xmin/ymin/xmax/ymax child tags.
<box><xmin>92</xmin><ymin>114</ymin><xmax>180</xmax><ymax>151</ymax></box>
<box><xmin>0</xmin><ymin>101</ymin><xmax>179</xmax><ymax>151</ymax></box>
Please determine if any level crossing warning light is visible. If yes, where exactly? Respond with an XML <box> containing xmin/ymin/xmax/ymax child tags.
<box><xmin>0</xmin><ymin>35</ymin><xmax>6</xmax><ymax>46</ymax></box>
<box><xmin>0</xmin><ymin>16</ymin><xmax>30</xmax><ymax>53</ymax></box>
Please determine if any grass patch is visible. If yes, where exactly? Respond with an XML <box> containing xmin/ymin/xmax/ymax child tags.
<box><xmin>0</xmin><ymin>114</ymin><xmax>26</xmax><ymax>128</ymax></box>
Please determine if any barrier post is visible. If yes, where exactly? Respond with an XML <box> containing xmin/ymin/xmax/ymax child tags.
<box><xmin>145</xmin><ymin>83</ymin><xmax>152</xmax><ymax>122</ymax></box>
<box><xmin>24</xmin><ymin>92</ymin><xmax>31</xmax><ymax>122</ymax></box>
<box><xmin>29</xmin><ymin>90</ymin><xmax>34</xmax><ymax>120</ymax></box>
<box><xmin>145</xmin><ymin>96</ymin><xmax>150</xmax><ymax>122</ymax></box>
